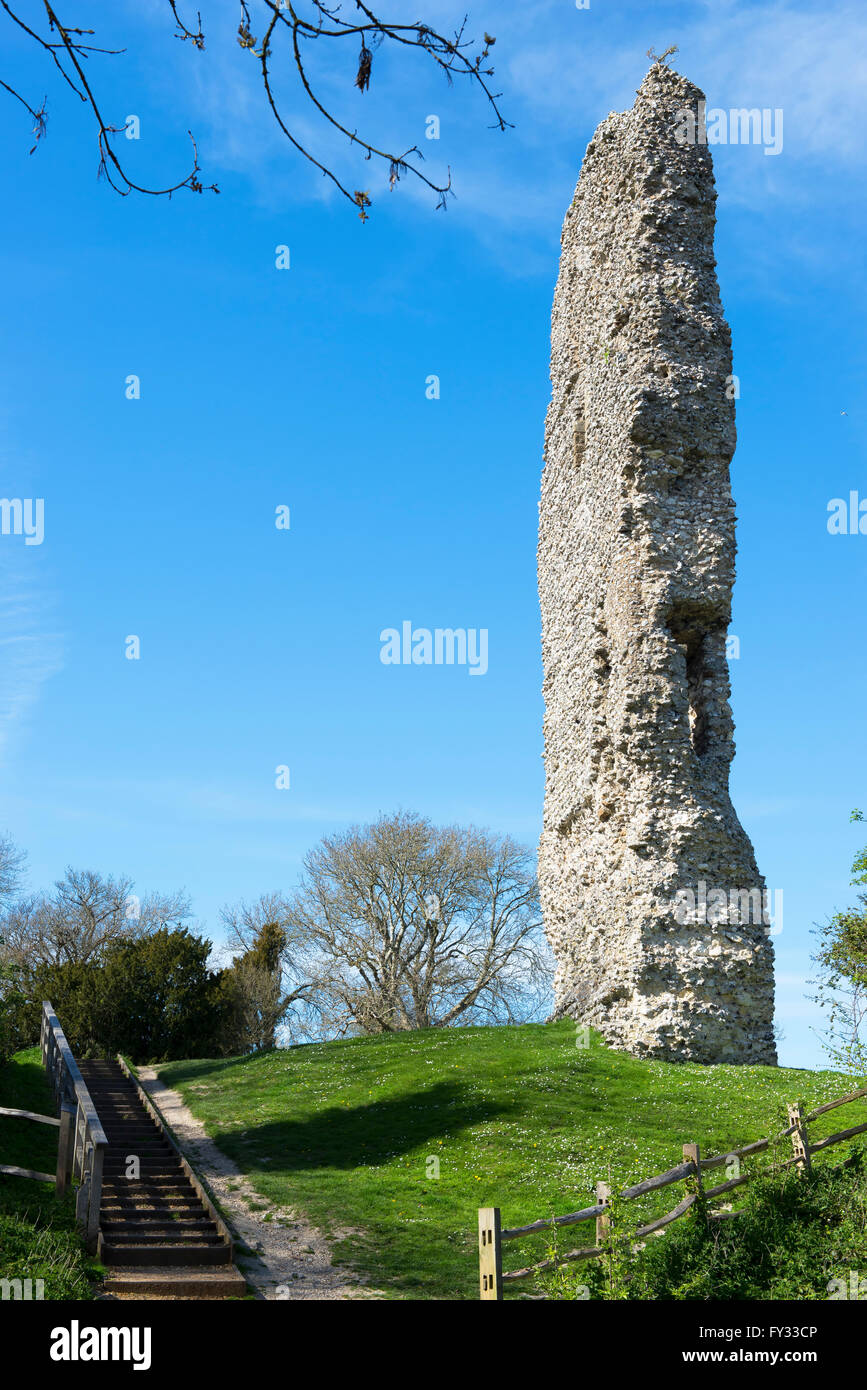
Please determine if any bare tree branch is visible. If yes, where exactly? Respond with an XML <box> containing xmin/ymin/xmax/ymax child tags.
<box><xmin>2</xmin><ymin>866</ymin><xmax>191</xmax><ymax>969</ymax></box>
<box><xmin>1</xmin><ymin>0</ymin><xmax>508</xmax><ymax>217</ymax></box>
<box><xmin>0</xmin><ymin>832</ymin><xmax>27</xmax><ymax>906</ymax></box>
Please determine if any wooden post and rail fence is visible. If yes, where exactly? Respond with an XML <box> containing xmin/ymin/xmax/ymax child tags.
<box><xmin>0</xmin><ymin>1001</ymin><xmax>107</xmax><ymax>1252</ymax></box>
<box><xmin>478</xmin><ymin>1082</ymin><xmax>867</xmax><ymax>1299</ymax></box>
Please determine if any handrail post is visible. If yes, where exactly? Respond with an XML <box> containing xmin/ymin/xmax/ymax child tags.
<box><xmin>478</xmin><ymin>1207</ymin><xmax>503</xmax><ymax>1300</ymax></box>
<box><xmin>56</xmin><ymin>1102</ymin><xmax>75</xmax><ymax>1196</ymax></box>
<box><xmin>86</xmin><ymin>1142</ymin><xmax>105</xmax><ymax>1252</ymax></box>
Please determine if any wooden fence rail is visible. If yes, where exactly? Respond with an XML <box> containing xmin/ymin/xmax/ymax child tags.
<box><xmin>0</xmin><ymin>1102</ymin><xmax>75</xmax><ymax>1189</ymax></box>
<box><xmin>478</xmin><ymin>1083</ymin><xmax>867</xmax><ymax>1299</ymax></box>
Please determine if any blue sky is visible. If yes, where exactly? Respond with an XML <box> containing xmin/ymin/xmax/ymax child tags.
<box><xmin>1</xmin><ymin>0</ymin><xmax>866</xmax><ymax>1067</ymax></box>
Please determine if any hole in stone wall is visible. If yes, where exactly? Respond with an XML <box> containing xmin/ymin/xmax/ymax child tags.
<box><xmin>669</xmin><ymin>619</ymin><xmax>710</xmax><ymax>757</ymax></box>
<box><xmin>573</xmin><ymin>409</ymin><xmax>586</xmax><ymax>467</ymax></box>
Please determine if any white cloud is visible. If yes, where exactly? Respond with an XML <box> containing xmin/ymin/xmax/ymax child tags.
<box><xmin>0</xmin><ymin>555</ymin><xmax>63</xmax><ymax>760</ymax></box>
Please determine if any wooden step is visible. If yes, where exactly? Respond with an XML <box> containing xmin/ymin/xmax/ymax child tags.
<box><xmin>100</xmin><ymin>1242</ymin><xmax>233</xmax><ymax>1267</ymax></box>
<box><xmin>103</xmin><ymin>1175</ymin><xmax>194</xmax><ymax>1187</ymax></box>
<box><xmin>101</xmin><ymin>1266</ymin><xmax>247</xmax><ymax>1299</ymax></box>
<box><xmin>102</xmin><ymin>1221</ymin><xmax>219</xmax><ymax>1237</ymax></box>
<box><xmin>103</xmin><ymin>1148</ymin><xmax>174</xmax><ymax>1157</ymax></box>
<box><xmin>102</xmin><ymin>1185</ymin><xmax>199</xmax><ymax>1199</ymax></box>
<box><xmin>104</xmin><ymin>1158</ymin><xmax>180</xmax><ymax>1169</ymax></box>
<box><xmin>102</xmin><ymin>1194</ymin><xmax>198</xmax><ymax>1206</ymax></box>
<box><xmin>103</xmin><ymin>1144</ymin><xmax>170</xmax><ymax>1152</ymax></box>
<box><xmin>102</xmin><ymin>1237</ymin><xmax>225</xmax><ymax>1251</ymax></box>
<box><xmin>83</xmin><ymin>1058</ymin><xmax>237</xmax><ymax>1291</ymax></box>
<box><xmin>101</xmin><ymin>1208</ymin><xmax>205</xmax><ymax>1221</ymax></box>
<box><xmin>102</xmin><ymin>1129</ymin><xmax>169</xmax><ymax>1138</ymax></box>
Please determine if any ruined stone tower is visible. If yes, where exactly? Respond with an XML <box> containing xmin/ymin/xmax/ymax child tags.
<box><xmin>538</xmin><ymin>64</ymin><xmax>776</xmax><ymax>1064</ymax></box>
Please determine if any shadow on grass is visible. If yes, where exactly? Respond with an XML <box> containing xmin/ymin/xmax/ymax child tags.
<box><xmin>207</xmin><ymin>1080</ymin><xmax>516</xmax><ymax>1172</ymax></box>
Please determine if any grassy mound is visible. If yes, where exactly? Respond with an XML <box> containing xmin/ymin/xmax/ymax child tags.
<box><xmin>156</xmin><ymin>1021</ymin><xmax>867</xmax><ymax>1299</ymax></box>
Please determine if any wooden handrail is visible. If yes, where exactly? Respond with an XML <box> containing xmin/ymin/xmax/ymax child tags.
<box><xmin>40</xmin><ymin>1003</ymin><xmax>107</xmax><ymax>1146</ymax></box>
<box><xmin>39</xmin><ymin>1001</ymin><xmax>106</xmax><ymax>1250</ymax></box>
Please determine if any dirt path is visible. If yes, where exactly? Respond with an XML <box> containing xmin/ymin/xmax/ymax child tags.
<box><xmin>137</xmin><ymin>1068</ymin><xmax>380</xmax><ymax>1301</ymax></box>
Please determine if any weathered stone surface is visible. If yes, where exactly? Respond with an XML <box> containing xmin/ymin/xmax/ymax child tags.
<box><xmin>538</xmin><ymin>63</ymin><xmax>776</xmax><ymax>1064</ymax></box>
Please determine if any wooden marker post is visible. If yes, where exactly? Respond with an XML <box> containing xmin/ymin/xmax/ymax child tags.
<box><xmin>595</xmin><ymin>1181</ymin><xmax>611</xmax><ymax>1247</ymax></box>
<box><xmin>787</xmin><ymin>1103</ymin><xmax>812</xmax><ymax>1175</ymax></box>
<box><xmin>478</xmin><ymin>1207</ymin><xmax>503</xmax><ymax>1301</ymax></box>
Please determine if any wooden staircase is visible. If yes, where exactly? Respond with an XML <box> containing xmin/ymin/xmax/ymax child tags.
<box><xmin>78</xmin><ymin>1060</ymin><xmax>246</xmax><ymax>1299</ymax></box>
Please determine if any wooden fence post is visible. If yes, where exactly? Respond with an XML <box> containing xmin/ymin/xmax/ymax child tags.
<box><xmin>787</xmin><ymin>1103</ymin><xmax>812</xmax><ymax>1175</ymax></box>
<box><xmin>55</xmin><ymin>1103</ymin><xmax>75</xmax><ymax>1197</ymax></box>
<box><xmin>683</xmin><ymin>1142</ymin><xmax>705</xmax><ymax>1223</ymax></box>
<box><xmin>595</xmin><ymin>1181</ymin><xmax>611</xmax><ymax>1247</ymax></box>
<box><xmin>478</xmin><ymin>1207</ymin><xmax>503</xmax><ymax>1301</ymax></box>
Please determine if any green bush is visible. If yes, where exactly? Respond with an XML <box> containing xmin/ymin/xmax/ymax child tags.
<box><xmin>14</xmin><ymin>928</ymin><xmax>233</xmax><ymax>1063</ymax></box>
<box><xmin>557</xmin><ymin>1148</ymin><xmax>867</xmax><ymax>1300</ymax></box>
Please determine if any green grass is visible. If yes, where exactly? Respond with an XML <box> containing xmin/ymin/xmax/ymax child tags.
<box><xmin>156</xmin><ymin>1021</ymin><xmax>867</xmax><ymax>1300</ymax></box>
<box><xmin>0</xmin><ymin>1046</ymin><xmax>59</xmax><ymax>1175</ymax></box>
<box><xmin>0</xmin><ymin>1047</ymin><xmax>99</xmax><ymax>1299</ymax></box>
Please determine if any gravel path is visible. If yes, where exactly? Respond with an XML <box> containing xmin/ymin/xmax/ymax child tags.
<box><xmin>137</xmin><ymin>1068</ymin><xmax>380</xmax><ymax>1301</ymax></box>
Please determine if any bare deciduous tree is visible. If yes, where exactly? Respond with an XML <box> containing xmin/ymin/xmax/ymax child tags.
<box><xmin>1</xmin><ymin>865</ymin><xmax>190</xmax><ymax>969</ymax></box>
<box><xmin>0</xmin><ymin>831</ymin><xmax>26</xmax><ymax>906</ymax></box>
<box><xmin>280</xmin><ymin>810</ymin><xmax>551</xmax><ymax>1036</ymax></box>
<box><xmin>2</xmin><ymin>1</ymin><xmax>507</xmax><ymax>218</ymax></box>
